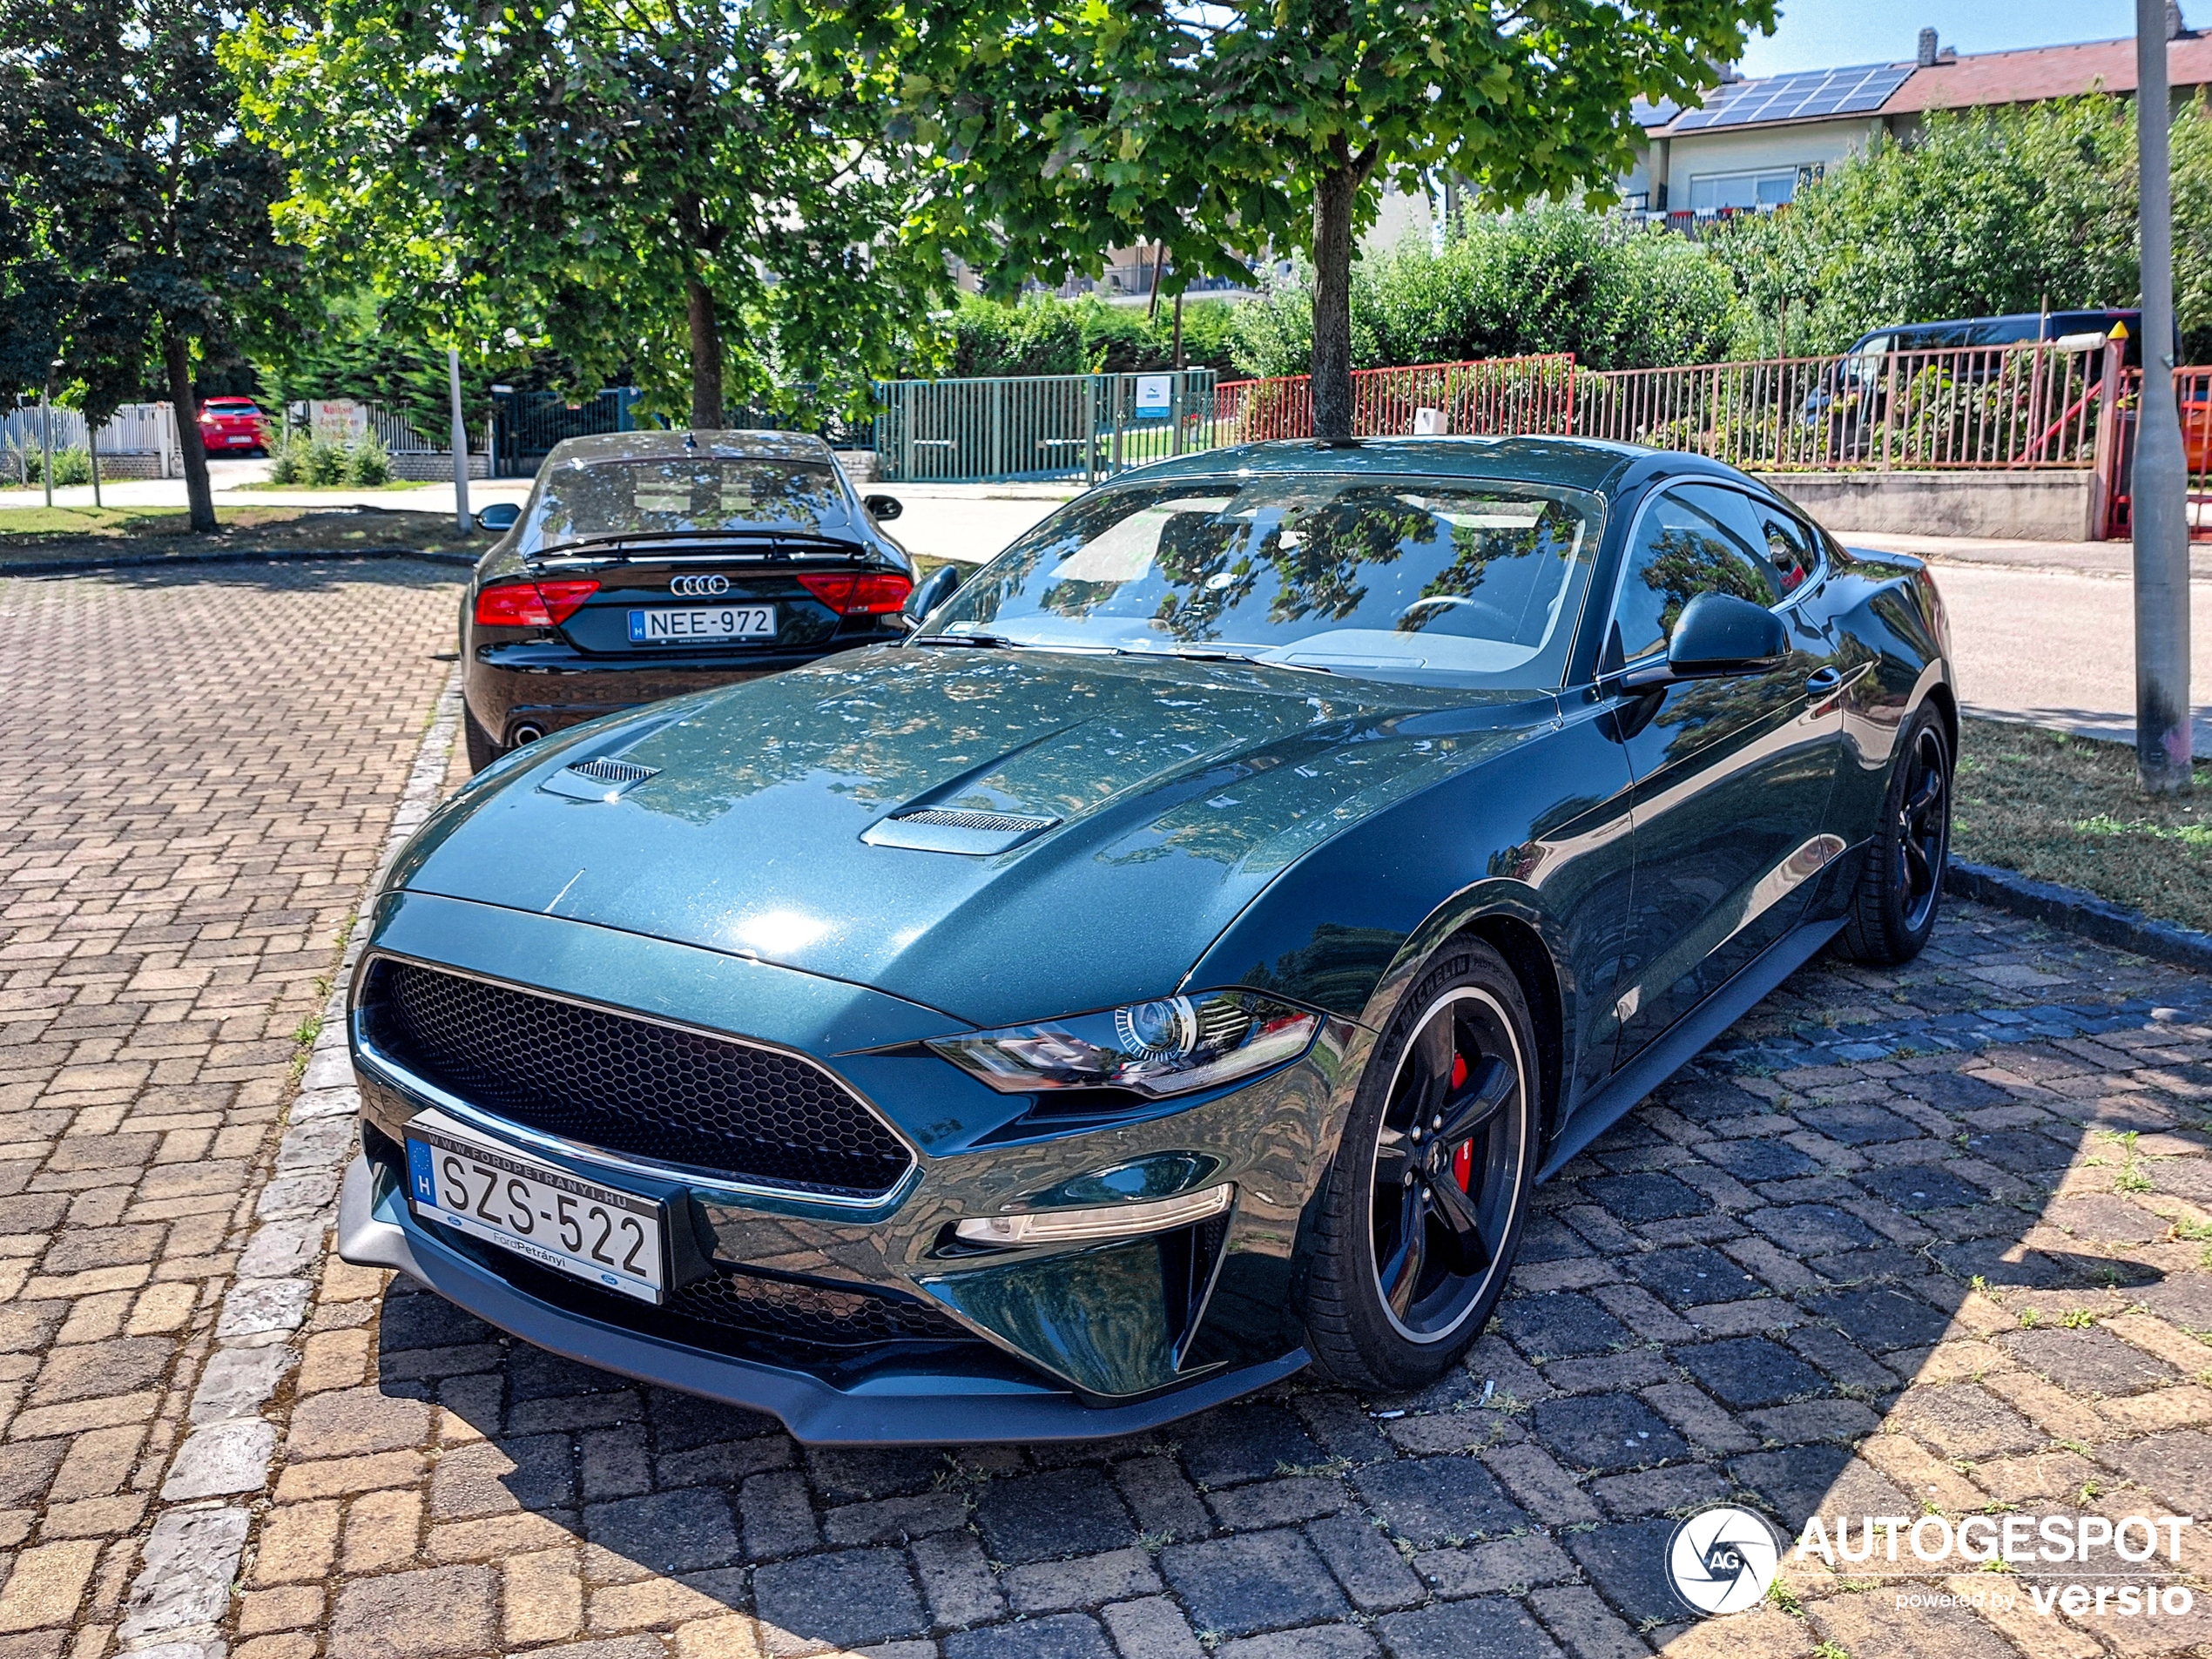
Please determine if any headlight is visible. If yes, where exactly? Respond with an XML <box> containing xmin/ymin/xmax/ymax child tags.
<box><xmin>928</xmin><ymin>989</ymin><xmax>1319</xmax><ymax>1097</ymax></box>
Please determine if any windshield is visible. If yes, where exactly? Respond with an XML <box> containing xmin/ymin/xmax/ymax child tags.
<box><xmin>523</xmin><ymin>456</ymin><xmax>849</xmax><ymax>549</ymax></box>
<box><xmin>921</xmin><ymin>473</ymin><xmax>1602</xmax><ymax>687</ymax></box>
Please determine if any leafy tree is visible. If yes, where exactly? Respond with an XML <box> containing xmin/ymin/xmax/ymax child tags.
<box><xmin>228</xmin><ymin>0</ymin><xmax>948</xmax><ymax>428</ymax></box>
<box><xmin>1708</xmin><ymin>96</ymin><xmax>2210</xmax><ymax>358</ymax></box>
<box><xmin>0</xmin><ymin>0</ymin><xmax>298</xmax><ymax>529</ymax></box>
<box><xmin>1230</xmin><ymin>206</ymin><xmax>1744</xmax><ymax>377</ymax></box>
<box><xmin>823</xmin><ymin>0</ymin><xmax>1775</xmax><ymax>437</ymax></box>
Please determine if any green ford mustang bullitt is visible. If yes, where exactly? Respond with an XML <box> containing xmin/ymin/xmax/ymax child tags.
<box><xmin>338</xmin><ymin>435</ymin><xmax>1956</xmax><ymax>1445</ymax></box>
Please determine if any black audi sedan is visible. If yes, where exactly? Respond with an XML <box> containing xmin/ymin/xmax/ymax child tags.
<box><xmin>459</xmin><ymin>429</ymin><xmax>914</xmax><ymax>769</ymax></box>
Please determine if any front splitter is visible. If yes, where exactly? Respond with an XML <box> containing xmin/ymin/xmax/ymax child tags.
<box><xmin>335</xmin><ymin>1155</ymin><xmax>1306</xmax><ymax>1446</ymax></box>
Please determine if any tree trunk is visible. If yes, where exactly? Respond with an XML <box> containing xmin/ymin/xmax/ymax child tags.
<box><xmin>1311</xmin><ymin>165</ymin><xmax>1358</xmax><ymax>442</ymax></box>
<box><xmin>162</xmin><ymin>325</ymin><xmax>214</xmax><ymax>533</ymax></box>
<box><xmin>687</xmin><ymin>278</ymin><xmax>724</xmax><ymax>429</ymax></box>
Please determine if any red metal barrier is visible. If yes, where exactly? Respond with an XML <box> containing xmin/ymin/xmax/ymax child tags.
<box><xmin>1214</xmin><ymin>356</ymin><xmax>1577</xmax><ymax>443</ymax></box>
<box><xmin>1580</xmin><ymin>342</ymin><xmax>2107</xmax><ymax>473</ymax></box>
<box><xmin>2101</xmin><ymin>363</ymin><xmax>2212</xmax><ymax>542</ymax></box>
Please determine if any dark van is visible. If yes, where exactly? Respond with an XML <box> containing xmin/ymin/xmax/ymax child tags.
<box><xmin>1839</xmin><ymin>309</ymin><xmax>2147</xmax><ymax>369</ymax></box>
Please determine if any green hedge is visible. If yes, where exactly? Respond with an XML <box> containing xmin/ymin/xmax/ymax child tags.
<box><xmin>1229</xmin><ymin>207</ymin><xmax>1745</xmax><ymax>378</ymax></box>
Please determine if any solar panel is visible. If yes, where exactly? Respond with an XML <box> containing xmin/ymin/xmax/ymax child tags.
<box><xmin>1667</xmin><ymin>62</ymin><xmax>1913</xmax><ymax>131</ymax></box>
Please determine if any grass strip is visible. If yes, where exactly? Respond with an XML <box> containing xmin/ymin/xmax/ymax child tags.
<box><xmin>0</xmin><ymin>503</ymin><xmax>487</xmax><ymax>565</ymax></box>
<box><xmin>1955</xmin><ymin>716</ymin><xmax>2212</xmax><ymax>934</ymax></box>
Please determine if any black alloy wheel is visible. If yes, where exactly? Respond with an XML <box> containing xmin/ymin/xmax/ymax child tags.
<box><xmin>1369</xmin><ymin>988</ymin><xmax>1525</xmax><ymax>1343</ymax></box>
<box><xmin>1300</xmin><ymin>941</ymin><xmax>1535</xmax><ymax>1389</ymax></box>
<box><xmin>1895</xmin><ymin>720</ymin><xmax>1949</xmax><ymax>934</ymax></box>
<box><xmin>1838</xmin><ymin>703</ymin><xmax>1952</xmax><ymax>964</ymax></box>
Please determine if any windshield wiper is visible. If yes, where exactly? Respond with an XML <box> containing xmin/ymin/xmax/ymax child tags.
<box><xmin>910</xmin><ymin>631</ymin><xmax>1022</xmax><ymax>649</ymax></box>
<box><xmin>1117</xmin><ymin>645</ymin><xmax>1335</xmax><ymax>674</ymax></box>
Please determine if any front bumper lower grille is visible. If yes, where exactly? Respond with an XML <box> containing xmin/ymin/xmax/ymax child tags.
<box><xmin>484</xmin><ymin>1245</ymin><xmax>971</xmax><ymax>1356</ymax></box>
<box><xmin>361</xmin><ymin>959</ymin><xmax>914</xmax><ymax>1199</ymax></box>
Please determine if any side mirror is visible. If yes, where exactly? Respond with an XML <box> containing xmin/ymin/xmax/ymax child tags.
<box><xmin>1620</xmin><ymin>591</ymin><xmax>1788</xmax><ymax>691</ymax></box>
<box><xmin>902</xmin><ymin>563</ymin><xmax>961</xmax><ymax>629</ymax></box>
<box><xmin>864</xmin><ymin>493</ymin><xmax>903</xmax><ymax>522</ymax></box>
<box><xmin>475</xmin><ymin>502</ymin><xmax>521</xmax><ymax>534</ymax></box>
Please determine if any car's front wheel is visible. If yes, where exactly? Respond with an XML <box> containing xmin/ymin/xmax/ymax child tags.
<box><xmin>1299</xmin><ymin>940</ymin><xmax>1537</xmax><ymax>1392</ymax></box>
<box><xmin>1837</xmin><ymin>703</ymin><xmax>1952</xmax><ymax>964</ymax></box>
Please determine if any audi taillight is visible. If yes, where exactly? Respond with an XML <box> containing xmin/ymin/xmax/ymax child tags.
<box><xmin>474</xmin><ymin>579</ymin><xmax>598</xmax><ymax>628</ymax></box>
<box><xmin>798</xmin><ymin>570</ymin><xmax>913</xmax><ymax>616</ymax></box>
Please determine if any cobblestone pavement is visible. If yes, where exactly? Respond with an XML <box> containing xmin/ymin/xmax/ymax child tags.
<box><xmin>239</xmin><ymin>889</ymin><xmax>2212</xmax><ymax>1657</ymax></box>
<box><xmin>0</xmin><ymin>561</ymin><xmax>462</xmax><ymax>1659</ymax></box>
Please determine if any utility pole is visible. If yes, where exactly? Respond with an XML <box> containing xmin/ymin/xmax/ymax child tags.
<box><xmin>448</xmin><ymin>345</ymin><xmax>472</xmax><ymax>535</ymax></box>
<box><xmin>2134</xmin><ymin>0</ymin><xmax>2193</xmax><ymax>792</ymax></box>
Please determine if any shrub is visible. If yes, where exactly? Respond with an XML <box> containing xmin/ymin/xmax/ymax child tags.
<box><xmin>926</xmin><ymin>292</ymin><xmax>1248</xmax><ymax>380</ymax></box>
<box><xmin>1227</xmin><ymin>206</ymin><xmax>1745</xmax><ymax>378</ymax></box>
<box><xmin>345</xmin><ymin>429</ymin><xmax>392</xmax><ymax>486</ymax></box>
<box><xmin>44</xmin><ymin>446</ymin><xmax>92</xmax><ymax>488</ymax></box>
<box><xmin>301</xmin><ymin>436</ymin><xmax>347</xmax><ymax>487</ymax></box>
<box><xmin>266</xmin><ymin>431</ymin><xmax>306</xmax><ymax>484</ymax></box>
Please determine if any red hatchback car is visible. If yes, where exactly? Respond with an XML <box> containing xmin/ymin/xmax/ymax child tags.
<box><xmin>198</xmin><ymin>397</ymin><xmax>270</xmax><ymax>455</ymax></box>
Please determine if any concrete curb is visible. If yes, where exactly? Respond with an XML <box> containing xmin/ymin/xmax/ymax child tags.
<box><xmin>1945</xmin><ymin>858</ymin><xmax>2212</xmax><ymax>975</ymax></box>
<box><xmin>114</xmin><ymin>666</ymin><xmax>464</xmax><ymax>1659</ymax></box>
<box><xmin>0</xmin><ymin>546</ymin><xmax>477</xmax><ymax>578</ymax></box>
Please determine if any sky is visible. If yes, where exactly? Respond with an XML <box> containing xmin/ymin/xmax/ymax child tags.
<box><xmin>1737</xmin><ymin>0</ymin><xmax>2161</xmax><ymax>78</ymax></box>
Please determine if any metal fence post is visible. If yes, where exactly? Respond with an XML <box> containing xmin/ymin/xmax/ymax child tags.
<box><xmin>1086</xmin><ymin>378</ymin><xmax>1098</xmax><ymax>484</ymax></box>
<box><xmin>2092</xmin><ymin>334</ymin><xmax>2128</xmax><ymax>541</ymax></box>
<box><xmin>1880</xmin><ymin>354</ymin><xmax>1898</xmax><ymax>471</ymax></box>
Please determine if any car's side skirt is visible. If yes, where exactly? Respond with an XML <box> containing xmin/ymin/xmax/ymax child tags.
<box><xmin>1535</xmin><ymin>914</ymin><xmax>1846</xmax><ymax>1182</ymax></box>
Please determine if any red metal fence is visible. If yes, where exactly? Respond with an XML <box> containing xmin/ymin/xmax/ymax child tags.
<box><xmin>2100</xmin><ymin>366</ymin><xmax>2212</xmax><ymax>541</ymax></box>
<box><xmin>1211</xmin><ymin>339</ymin><xmax>2212</xmax><ymax>542</ymax></box>
<box><xmin>1578</xmin><ymin>343</ymin><xmax>2107</xmax><ymax>473</ymax></box>
<box><xmin>1214</xmin><ymin>355</ymin><xmax>1577</xmax><ymax>443</ymax></box>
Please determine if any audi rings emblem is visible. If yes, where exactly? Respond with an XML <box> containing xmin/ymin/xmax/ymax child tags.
<box><xmin>670</xmin><ymin>574</ymin><xmax>731</xmax><ymax>597</ymax></box>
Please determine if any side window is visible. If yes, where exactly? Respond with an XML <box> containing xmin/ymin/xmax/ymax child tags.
<box><xmin>1611</xmin><ymin>486</ymin><xmax>1781</xmax><ymax>664</ymax></box>
<box><xmin>1753</xmin><ymin>502</ymin><xmax>1820</xmax><ymax>596</ymax></box>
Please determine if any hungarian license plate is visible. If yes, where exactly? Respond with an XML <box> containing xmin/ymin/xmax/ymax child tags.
<box><xmin>628</xmin><ymin>604</ymin><xmax>775</xmax><ymax>644</ymax></box>
<box><xmin>404</xmin><ymin>1109</ymin><xmax>665</xmax><ymax>1302</ymax></box>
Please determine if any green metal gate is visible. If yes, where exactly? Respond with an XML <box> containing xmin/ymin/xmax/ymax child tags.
<box><xmin>871</xmin><ymin>369</ymin><xmax>1218</xmax><ymax>483</ymax></box>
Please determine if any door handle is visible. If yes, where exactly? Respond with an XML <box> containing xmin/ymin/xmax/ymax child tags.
<box><xmin>1805</xmin><ymin>666</ymin><xmax>1843</xmax><ymax>695</ymax></box>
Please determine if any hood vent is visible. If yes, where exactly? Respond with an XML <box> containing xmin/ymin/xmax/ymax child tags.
<box><xmin>540</xmin><ymin>755</ymin><xmax>662</xmax><ymax>800</ymax></box>
<box><xmin>892</xmin><ymin>807</ymin><xmax>1056</xmax><ymax>833</ymax></box>
<box><xmin>861</xmin><ymin>805</ymin><xmax>1061</xmax><ymax>855</ymax></box>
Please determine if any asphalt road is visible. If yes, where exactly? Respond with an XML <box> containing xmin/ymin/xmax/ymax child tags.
<box><xmin>1847</xmin><ymin>533</ymin><xmax>2212</xmax><ymax>752</ymax></box>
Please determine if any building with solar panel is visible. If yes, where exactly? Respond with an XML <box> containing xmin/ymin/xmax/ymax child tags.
<box><xmin>1623</xmin><ymin>10</ymin><xmax>2212</xmax><ymax>227</ymax></box>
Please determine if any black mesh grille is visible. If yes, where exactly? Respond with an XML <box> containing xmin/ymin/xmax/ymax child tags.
<box><xmin>366</xmin><ymin>960</ymin><xmax>912</xmax><ymax>1197</ymax></box>
<box><xmin>482</xmin><ymin>1247</ymin><xmax>970</xmax><ymax>1355</ymax></box>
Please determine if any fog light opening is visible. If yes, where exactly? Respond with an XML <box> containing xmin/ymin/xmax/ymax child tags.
<box><xmin>954</xmin><ymin>1182</ymin><xmax>1235</xmax><ymax>1247</ymax></box>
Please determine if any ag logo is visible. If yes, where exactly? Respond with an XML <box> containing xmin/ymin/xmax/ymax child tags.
<box><xmin>671</xmin><ymin>574</ymin><xmax>730</xmax><ymax>597</ymax></box>
<box><xmin>1667</xmin><ymin>1505</ymin><xmax>1784</xmax><ymax>1615</ymax></box>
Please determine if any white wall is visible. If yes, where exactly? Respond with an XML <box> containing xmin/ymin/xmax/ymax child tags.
<box><xmin>1654</xmin><ymin>117</ymin><xmax>1885</xmax><ymax>206</ymax></box>
<box><xmin>1366</xmin><ymin>181</ymin><xmax>1433</xmax><ymax>252</ymax></box>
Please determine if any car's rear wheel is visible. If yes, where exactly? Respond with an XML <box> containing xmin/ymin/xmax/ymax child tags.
<box><xmin>1299</xmin><ymin>940</ymin><xmax>1536</xmax><ymax>1391</ymax></box>
<box><xmin>463</xmin><ymin>705</ymin><xmax>502</xmax><ymax>773</ymax></box>
<box><xmin>1837</xmin><ymin>702</ymin><xmax>1951</xmax><ymax>964</ymax></box>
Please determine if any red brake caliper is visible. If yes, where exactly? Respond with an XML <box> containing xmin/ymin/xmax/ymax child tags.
<box><xmin>1449</xmin><ymin>1053</ymin><xmax>1474</xmax><ymax>1191</ymax></box>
